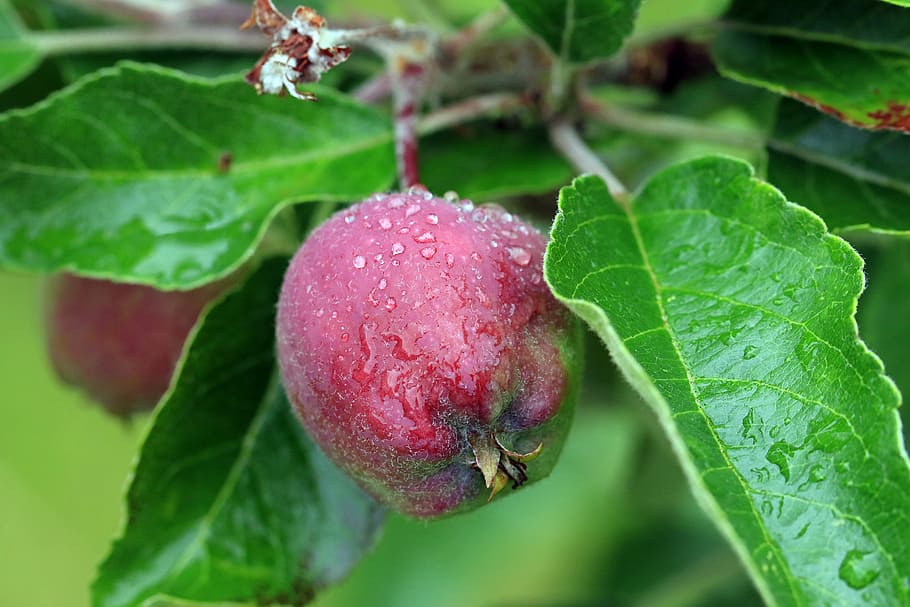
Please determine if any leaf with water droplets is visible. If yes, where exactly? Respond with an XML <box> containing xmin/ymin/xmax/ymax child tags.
<box><xmin>0</xmin><ymin>62</ymin><xmax>394</xmax><ymax>288</ymax></box>
<box><xmin>93</xmin><ymin>258</ymin><xmax>386</xmax><ymax>607</ymax></box>
<box><xmin>545</xmin><ymin>156</ymin><xmax>910</xmax><ymax>606</ymax></box>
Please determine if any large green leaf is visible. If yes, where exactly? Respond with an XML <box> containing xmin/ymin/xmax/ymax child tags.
<box><xmin>545</xmin><ymin>157</ymin><xmax>910</xmax><ymax>606</ymax></box>
<box><xmin>0</xmin><ymin>62</ymin><xmax>394</xmax><ymax>288</ymax></box>
<box><xmin>858</xmin><ymin>241</ymin><xmax>910</xmax><ymax>446</ymax></box>
<box><xmin>93</xmin><ymin>257</ymin><xmax>385</xmax><ymax>607</ymax></box>
<box><xmin>0</xmin><ymin>0</ymin><xmax>41</xmax><ymax>92</ymax></box>
<box><xmin>713</xmin><ymin>0</ymin><xmax>910</xmax><ymax>133</ymax></box>
<box><xmin>502</xmin><ymin>0</ymin><xmax>642</xmax><ymax>64</ymax></box>
<box><xmin>767</xmin><ymin>99</ymin><xmax>910</xmax><ymax>236</ymax></box>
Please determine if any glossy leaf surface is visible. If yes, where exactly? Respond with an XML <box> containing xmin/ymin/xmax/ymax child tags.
<box><xmin>545</xmin><ymin>157</ymin><xmax>910</xmax><ymax>606</ymax></box>
<box><xmin>93</xmin><ymin>258</ymin><xmax>386</xmax><ymax>607</ymax></box>
<box><xmin>0</xmin><ymin>63</ymin><xmax>394</xmax><ymax>288</ymax></box>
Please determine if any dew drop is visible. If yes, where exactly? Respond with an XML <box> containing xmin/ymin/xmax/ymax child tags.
<box><xmin>378</xmin><ymin>278</ymin><xmax>388</xmax><ymax>290</ymax></box>
<box><xmin>352</xmin><ymin>255</ymin><xmax>366</xmax><ymax>269</ymax></box>
<box><xmin>391</xmin><ymin>242</ymin><xmax>405</xmax><ymax>256</ymax></box>
<box><xmin>839</xmin><ymin>550</ymin><xmax>880</xmax><ymax>590</ymax></box>
<box><xmin>470</xmin><ymin>251</ymin><xmax>483</xmax><ymax>262</ymax></box>
<box><xmin>743</xmin><ymin>345</ymin><xmax>759</xmax><ymax>360</ymax></box>
<box><xmin>530</xmin><ymin>272</ymin><xmax>542</xmax><ymax>285</ymax></box>
<box><xmin>445</xmin><ymin>252</ymin><xmax>455</xmax><ymax>267</ymax></box>
<box><xmin>765</xmin><ymin>441</ymin><xmax>795</xmax><ymax>482</ymax></box>
<box><xmin>420</xmin><ymin>246</ymin><xmax>437</xmax><ymax>259</ymax></box>
<box><xmin>426</xmin><ymin>214</ymin><xmax>439</xmax><ymax>225</ymax></box>
<box><xmin>379</xmin><ymin>217</ymin><xmax>393</xmax><ymax>230</ymax></box>
<box><xmin>367</xmin><ymin>289</ymin><xmax>381</xmax><ymax>307</ymax></box>
<box><xmin>374</xmin><ymin>253</ymin><xmax>383</xmax><ymax>262</ymax></box>
<box><xmin>341</xmin><ymin>332</ymin><xmax>350</xmax><ymax>342</ymax></box>
<box><xmin>405</xmin><ymin>204</ymin><xmax>421</xmax><ymax>217</ymax></box>
<box><xmin>507</xmin><ymin>246</ymin><xmax>531</xmax><ymax>266</ymax></box>
<box><xmin>388</xmin><ymin>197</ymin><xmax>405</xmax><ymax>209</ymax></box>
<box><xmin>414</xmin><ymin>231</ymin><xmax>436</xmax><ymax>243</ymax></box>
<box><xmin>315</xmin><ymin>308</ymin><xmax>325</xmax><ymax>317</ymax></box>
<box><xmin>344</xmin><ymin>214</ymin><xmax>356</xmax><ymax>224</ymax></box>
<box><xmin>490</xmin><ymin>240</ymin><xmax>499</xmax><ymax>248</ymax></box>
<box><xmin>385</xmin><ymin>297</ymin><xmax>397</xmax><ymax>311</ymax></box>
<box><xmin>398</xmin><ymin>226</ymin><xmax>410</xmax><ymax>234</ymax></box>
<box><xmin>461</xmin><ymin>201</ymin><xmax>474</xmax><ymax>212</ymax></box>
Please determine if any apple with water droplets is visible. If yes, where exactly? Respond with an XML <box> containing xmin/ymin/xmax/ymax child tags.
<box><xmin>276</xmin><ymin>188</ymin><xmax>582</xmax><ymax>518</ymax></box>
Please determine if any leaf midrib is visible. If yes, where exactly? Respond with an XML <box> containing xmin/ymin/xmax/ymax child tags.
<box><xmin>618</xmin><ymin>193</ymin><xmax>799</xmax><ymax>607</ymax></box>
<box><xmin>155</xmin><ymin>373</ymin><xmax>282</xmax><ymax>599</ymax></box>
<box><xmin>0</xmin><ymin>132</ymin><xmax>392</xmax><ymax>182</ymax></box>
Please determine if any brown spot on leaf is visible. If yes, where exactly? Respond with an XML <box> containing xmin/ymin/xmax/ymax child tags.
<box><xmin>868</xmin><ymin>101</ymin><xmax>910</xmax><ymax>133</ymax></box>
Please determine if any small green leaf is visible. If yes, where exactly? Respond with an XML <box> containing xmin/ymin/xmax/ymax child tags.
<box><xmin>93</xmin><ymin>257</ymin><xmax>385</xmax><ymax>607</ymax></box>
<box><xmin>767</xmin><ymin>99</ymin><xmax>910</xmax><ymax>236</ymax></box>
<box><xmin>0</xmin><ymin>62</ymin><xmax>394</xmax><ymax>288</ymax></box>
<box><xmin>713</xmin><ymin>0</ymin><xmax>910</xmax><ymax>132</ymax></box>
<box><xmin>0</xmin><ymin>0</ymin><xmax>42</xmax><ymax>92</ymax></box>
<box><xmin>545</xmin><ymin>157</ymin><xmax>910</xmax><ymax>606</ymax></box>
<box><xmin>502</xmin><ymin>0</ymin><xmax>642</xmax><ymax>64</ymax></box>
<box><xmin>421</xmin><ymin>127</ymin><xmax>572</xmax><ymax>201</ymax></box>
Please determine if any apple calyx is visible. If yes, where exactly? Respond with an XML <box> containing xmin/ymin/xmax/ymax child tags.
<box><xmin>469</xmin><ymin>432</ymin><xmax>543</xmax><ymax>502</ymax></box>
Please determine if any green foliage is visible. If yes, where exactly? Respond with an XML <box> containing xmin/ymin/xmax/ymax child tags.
<box><xmin>1</xmin><ymin>1</ymin><xmax>909</xmax><ymax>606</ymax></box>
<box><xmin>0</xmin><ymin>0</ymin><xmax>41</xmax><ymax>91</ymax></box>
<box><xmin>768</xmin><ymin>99</ymin><xmax>910</xmax><ymax>236</ymax></box>
<box><xmin>0</xmin><ymin>63</ymin><xmax>394</xmax><ymax>288</ymax></box>
<box><xmin>545</xmin><ymin>158</ymin><xmax>910</xmax><ymax>606</ymax></box>
<box><xmin>93</xmin><ymin>259</ymin><xmax>385</xmax><ymax>607</ymax></box>
<box><xmin>503</xmin><ymin>0</ymin><xmax>642</xmax><ymax>63</ymax></box>
<box><xmin>713</xmin><ymin>0</ymin><xmax>910</xmax><ymax>132</ymax></box>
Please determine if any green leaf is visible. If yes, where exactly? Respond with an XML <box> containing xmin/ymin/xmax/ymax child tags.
<box><xmin>93</xmin><ymin>257</ymin><xmax>385</xmax><ymax>607</ymax></box>
<box><xmin>502</xmin><ymin>0</ymin><xmax>642</xmax><ymax>64</ymax></box>
<box><xmin>0</xmin><ymin>62</ymin><xmax>394</xmax><ymax>288</ymax></box>
<box><xmin>420</xmin><ymin>127</ymin><xmax>572</xmax><ymax>201</ymax></box>
<box><xmin>767</xmin><ymin>99</ymin><xmax>910</xmax><ymax>236</ymax></box>
<box><xmin>713</xmin><ymin>0</ymin><xmax>910</xmax><ymax>133</ymax></box>
<box><xmin>858</xmin><ymin>241</ymin><xmax>910</xmax><ymax>446</ymax></box>
<box><xmin>545</xmin><ymin>157</ymin><xmax>910</xmax><ymax>606</ymax></box>
<box><xmin>0</xmin><ymin>0</ymin><xmax>42</xmax><ymax>92</ymax></box>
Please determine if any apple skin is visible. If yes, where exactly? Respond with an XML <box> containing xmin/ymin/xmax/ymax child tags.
<box><xmin>276</xmin><ymin>190</ymin><xmax>582</xmax><ymax>518</ymax></box>
<box><xmin>45</xmin><ymin>274</ymin><xmax>233</xmax><ymax>416</ymax></box>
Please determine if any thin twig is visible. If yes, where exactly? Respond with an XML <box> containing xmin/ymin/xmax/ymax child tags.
<box><xmin>585</xmin><ymin>101</ymin><xmax>765</xmax><ymax>150</ymax></box>
<box><xmin>549</xmin><ymin>119</ymin><xmax>628</xmax><ymax>198</ymax></box>
<box><xmin>31</xmin><ymin>27</ymin><xmax>264</xmax><ymax>55</ymax></box>
<box><xmin>418</xmin><ymin>92</ymin><xmax>527</xmax><ymax>135</ymax></box>
<box><xmin>351</xmin><ymin>73</ymin><xmax>393</xmax><ymax>104</ymax></box>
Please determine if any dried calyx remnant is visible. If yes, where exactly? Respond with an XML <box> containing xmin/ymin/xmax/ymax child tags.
<box><xmin>242</xmin><ymin>0</ymin><xmax>351</xmax><ymax>100</ymax></box>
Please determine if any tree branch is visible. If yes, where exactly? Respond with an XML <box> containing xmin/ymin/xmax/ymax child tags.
<box><xmin>549</xmin><ymin>119</ymin><xmax>628</xmax><ymax>198</ymax></box>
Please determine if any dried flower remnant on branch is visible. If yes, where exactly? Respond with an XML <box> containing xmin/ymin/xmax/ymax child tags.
<box><xmin>242</xmin><ymin>1</ymin><xmax>351</xmax><ymax>100</ymax></box>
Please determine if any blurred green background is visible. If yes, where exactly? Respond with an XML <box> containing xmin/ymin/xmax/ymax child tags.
<box><xmin>0</xmin><ymin>271</ymin><xmax>759</xmax><ymax>607</ymax></box>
